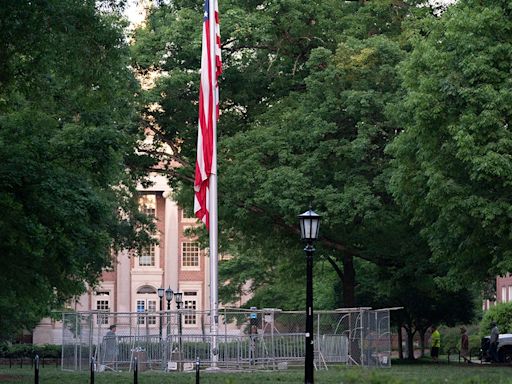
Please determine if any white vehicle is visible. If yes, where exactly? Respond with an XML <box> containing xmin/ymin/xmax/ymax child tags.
<box><xmin>481</xmin><ymin>333</ymin><xmax>512</xmax><ymax>363</ymax></box>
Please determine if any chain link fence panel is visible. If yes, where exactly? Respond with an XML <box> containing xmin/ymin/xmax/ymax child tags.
<box><xmin>61</xmin><ymin>308</ymin><xmax>392</xmax><ymax>371</ymax></box>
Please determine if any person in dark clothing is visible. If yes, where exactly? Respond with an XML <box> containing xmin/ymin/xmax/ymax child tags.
<box><xmin>489</xmin><ymin>321</ymin><xmax>499</xmax><ymax>363</ymax></box>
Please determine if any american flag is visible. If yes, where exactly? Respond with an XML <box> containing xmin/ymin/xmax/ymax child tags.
<box><xmin>194</xmin><ymin>0</ymin><xmax>222</xmax><ymax>228</ymax></box>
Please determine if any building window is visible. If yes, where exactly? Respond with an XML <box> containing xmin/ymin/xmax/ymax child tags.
<box><xmin>95</xmin><ymin>291</ymin><xmax>110</xmax><ymax>325</ymax></box>
<box><xmin>136</xmin><ymin>195</ymin><xmax>158</xmax><ymax>268</ymax></box>
<box><xmin>139</xmin><ymin>194</ymin><xmax>156</xmax><ymax>217</ymax></box>
<box><xmin>96</xmin><ymin>300</ymin><xmax>110</xmax><ymax>325</ymax></box>
<box><xmin>136</xmin><ymin>300</ymin><xmax>157</xmax><ymax>325</ymax></box>
<box><xmin>184</xmin><ymin>292</ymin><xmax>197</xmax><ymax>325</ymax></box>
<box><xmin>137</xmin><ymin>300</ymin><xmax>146</xmax><ymax>325</ymax></box>
<box><xmin>139</xmin><ymin>244</ymin><xmax>156</xmax><ymax>267</ymax></box>
<box><xmin>508</xmin><ymin>286</ymin><xmax>512</xmax><ymax>303</ymax></box>
<box><xmin>136</xmin><ymin>286</ymin><xmax>158</xmax><ymax>326</ymax></box>
<box><xmin>182</xmin><ymin>242</ymin><xmax>200</xmax><ymax>268</ymax></box>
<box><xmin>181</xmin><ymin>208</ymin><xmax>195</xmax><ymax>220</ymax></box>
<box><xmin>502</xmin><ymin>286</ymin><xmax>507</xmax><ymax>303</ymax></box>
<box><xmin>147</xmin><ymin>300</ymin><xmax>157</xmax><ymax>325</ymax></box>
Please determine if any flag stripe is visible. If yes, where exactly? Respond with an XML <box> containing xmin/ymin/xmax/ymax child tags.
<box><xmin>194</xmin><ymin>0</ymin><xmax>222</xmax><ymax>229</ymax></box>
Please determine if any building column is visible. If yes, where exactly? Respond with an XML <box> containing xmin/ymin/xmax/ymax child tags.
<box><xmin>164</xmin><ymin>192</ymin><xmax>179</xmax><ymax>292</ymax></box>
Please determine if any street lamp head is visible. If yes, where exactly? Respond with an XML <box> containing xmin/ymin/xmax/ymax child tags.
<box><xmin>165</xmin><ymin>287</ymin><xmax>173</xmax><ymax>302</ymax></box>
<box><xmin>174</xmin><ymin>292</ymin><xmax>183</xmax><ymax>305</ymax></box>
<box><xmin>298</xmin><ymin>209</ymin><xmax>321</xmax><ymax>242</ymax></box>
<box><xmin>157</xmin><ymin>287</ymin><xmax>164</xmax><ymax>299</ymax></box>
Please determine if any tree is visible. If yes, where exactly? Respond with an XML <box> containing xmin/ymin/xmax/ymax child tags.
<box><xmin>0</xmin><ymin>0</ymin><xmax>152</xmax><ymax>340</ymax></box>
<box><xmin>132</xmin><ymin>0</ymin><xmax>426</xmax><ymax>308</ymax></box>
<box><xmin>388</xmin><ymin>0</ymin><xmax>512</xmax><ymax>286</ymax></box>
<box><xmin>131</xmin><ymin>1</ymin><xmax>479</xmax><ymax>349</ymax></box>
<box><xmin>378</xmin><ymin>262</ymin><xmax>475</xmax><ymax>360</ymax></box>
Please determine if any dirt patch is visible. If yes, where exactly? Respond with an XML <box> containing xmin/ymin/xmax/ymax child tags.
<box><xmin>0</xmin><ymin>374</ymin><xmax>23</xmax><ymax>382</ymax></box>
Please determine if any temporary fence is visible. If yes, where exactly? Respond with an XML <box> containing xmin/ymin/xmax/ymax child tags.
<box><xmin>61</xmin><ymin>307</ymin><xmax>392</xmax><ymax>372</ymax></box>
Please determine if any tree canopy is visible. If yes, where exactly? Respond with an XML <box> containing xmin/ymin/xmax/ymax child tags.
<box><xmin>388</xmin><ymin>0</ymin><xmax>512</xmax><ymax>285</ymax></box>
<box><xmin>131</xmin><ymin>0</ymin><xmax>466</xmax><ymax>312</ymax></box>
<box><xmin>0</xmin><ymin>0</ymin><xmax>152</xmax><ymax>340</ymax></box>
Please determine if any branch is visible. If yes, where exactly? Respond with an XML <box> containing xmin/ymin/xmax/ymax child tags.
<box><xmin>138</xmin><ymin>148</ymin><xmax>190</xmax><ymax>169</ymax></box>
<box><xmin>243</xmin><ymin>204</ymin><xmax>359</xmax><ymax>258</ymax></box>
<box><xmin>241</xmin><ymin>203</ymin><xmax>405</xmax><ymax>270</ymax></box>
<box><xmin>323</xmin><ymin>254</ymin><xmax>344</xmax><ymax>283</ymax></box>
<box><xmin>146</xmin><ymin>166</ymin><xmax>195</xmax><ymax>184</ymax></box>
<box><xmin>222</xmin><ymin>44</ymin><xmax>276</xmax><ymax>53</ymax></box>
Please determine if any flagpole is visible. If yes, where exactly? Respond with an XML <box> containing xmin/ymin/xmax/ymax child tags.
<box><xmin>209</xmin><ymin>174</ymin><xmax>219</xmax><ymax>367</ymax></box>
<box><xmin>194</xmin><ymin>0</ymin><xmax>221</xmax><ymax>368</ymax></box>
<box><xmin>208</xmin><ymin>0</ymin><xmax>219</xmax><ymax>368</ymax></box>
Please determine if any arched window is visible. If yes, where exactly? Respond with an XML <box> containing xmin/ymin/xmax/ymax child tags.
<box><xmin>137</xmin><ymin>285</ymin><xmax>157</xmax><ymax>294</ymax></box>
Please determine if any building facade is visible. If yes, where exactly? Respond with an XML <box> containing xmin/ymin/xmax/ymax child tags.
<box><xmin>481</xmin><ymin>275</ymin><xmax>512</xmax><ymax>311</ymax></box>
<box><xmin>33</xmin><ymin>173</ymin><xmax>212</xmax><ymax>344</ymax></box>
<box><xmin>496</xmin><ymin>274</ymin><xmax>512</xmax><ymax>304</ymax></box>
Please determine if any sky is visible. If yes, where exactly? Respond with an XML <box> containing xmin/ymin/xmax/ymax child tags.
<box><xmin>123</xmin><ymin>0</ymin><xmax>458</xmax><ymax>28</ymax></box>
<box><xmin>124</xmin><ymin>0</ymin><xmax>148</xmax><ymax>26</ymax></box>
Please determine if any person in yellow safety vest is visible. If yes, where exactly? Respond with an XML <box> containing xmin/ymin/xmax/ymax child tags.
<box><xmin>430</xmin><ymin>325</ymin><xmax>441</xmax><ymax>362</ymax></box>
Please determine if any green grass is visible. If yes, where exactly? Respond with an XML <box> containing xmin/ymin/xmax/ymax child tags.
<box><xmin>2</xmin><ymin>361</ymin><xmax>512</xmax><ymax>383</ymax></box>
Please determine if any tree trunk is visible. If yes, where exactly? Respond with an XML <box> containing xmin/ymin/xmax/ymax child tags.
<box><xmin>404</xmin><ymin>326</ymin><xmax>416</xmax><ymax>360</ymax></box>
<box><xmin>342</xmin><ymin>253</ymin><xmax>356</xmax><ymax>307</ymax></box>
<box><xmin>419</xmin><ymin>328</ymin><xmax>427</xmax><ymax>357</ymax></box>
<box><xmin>398</xmin><ymin>325</ymin><xmax>404</xmax><ymax>360</ymax></box>
<box><xmin>323</xmin><ymin>254</ymin><xmax>356</xmax><ymax>308</ymax></box>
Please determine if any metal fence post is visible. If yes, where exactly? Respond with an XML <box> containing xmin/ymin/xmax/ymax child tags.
<box><xmin>195</xmin><ymin>357</ymin><xmax>200</xmax><ymax>384</ymax></box>
<box><xmin>134</xmin><ymin>356</ymin><xmax>138</xmax><ymax>384</ymax></box>
<box><xmin>34</xmin><ymin>355</ymin><xmax>39</xmax><ymax>384</ymax></box>
<box><xmin>90</xmin><ymin>357</ymin><xmax>95</xmax><ymax>384</ymax></box>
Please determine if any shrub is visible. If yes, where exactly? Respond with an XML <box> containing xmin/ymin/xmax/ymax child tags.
<box><xmin>480</xmin><ymin>302</ymin><xmax>512</xmax><ymax>337</ymax></box>
<box><xmin>438</xmin><ymin>325</ymin><xmax>480</xmax><ymax>355</ymax></box>
<box><xmin>0</xmin><ymin>344</ymin><xmax>61</xmax><ymax>358</ymax></box>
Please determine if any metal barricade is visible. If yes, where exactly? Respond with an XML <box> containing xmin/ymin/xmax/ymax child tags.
<box><xmin>61</xmin><ymin>308</ymin><xmax>392</xmax><ymax>371</ymax></box>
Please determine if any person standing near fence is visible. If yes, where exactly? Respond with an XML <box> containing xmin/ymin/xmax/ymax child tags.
<box><xmin>430</xmin><ymin>325</ymin><xmax>440</xmax><ymax>362</ymax></box>
<box><xmin>460</xmin><ymin>327</ymin><xmax>469</xmax><ymax>363</ymax></box>
<box><xmin>489</xmin><ymin>321</ymin><xmax>499</xmax><ymax>363</ymax></box>
<box><xmin>103</xmin><ymin>324</ymin><xmax>118</xmax><ymax>369</ymax></box>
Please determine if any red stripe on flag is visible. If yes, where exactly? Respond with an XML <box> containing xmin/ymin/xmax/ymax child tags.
<box><xmin>194</xmin><ymin>0</ymin><xmax>222</xmax><ymax>229</ymax></box>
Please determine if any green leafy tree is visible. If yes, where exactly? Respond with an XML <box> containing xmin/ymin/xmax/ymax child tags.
<box><xmin>131</xmin><ymin>1</ymin><xmax>473</xmax><ymax>336</ymax></box>
<box><xmin>132</xmin><ymin>0</ymin><xmax>423</xmax><ymax>308</ymax></box>
<box><xmin>388</xmin><ymin>0</ymin><xmax>512</xmax><ymax>286</ymax></box>
<box><xmin>0</xmin><ymin>0</ymin><xmax>152</xmax><ymax>340</ymax></box>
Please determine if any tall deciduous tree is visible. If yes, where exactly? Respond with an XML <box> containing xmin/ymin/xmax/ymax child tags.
<box><xmin>132</xmin><ymin>0</ymin><xmax>422</xmax><ymax>308</ymax></box>
<box><xmin>0</xmin><ymin>0</ymin><xmax>152</xmax><ymax>340</ymax></box>
<box><xmin>388</xmin><ymin>0</ymin><xmax>512</xmax><ymax>286</ymax></box>
<box><xmin>132</xmin><ymin>1</ymin><xmax>477</xmax><ymax>335</ymax></box>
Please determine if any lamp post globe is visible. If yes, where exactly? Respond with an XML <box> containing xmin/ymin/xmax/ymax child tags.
<box><xmin>298</xmin><ymin>208</ymin><xmax>321</xmax><ymax>384</ymax></box>
<box><xmin>298</xmin><ymin>209</ymin><xmax>321</xmax><ymax>242</ymax></box>
<box><xmin>165</xmin><ymin>287</ymin><xmax>173</xmax><ymax>310</ymax></box>
<box><xmin>174</xmin><ymin>292</ymin><xmax>183</xmax><ymax>309</ymax></box>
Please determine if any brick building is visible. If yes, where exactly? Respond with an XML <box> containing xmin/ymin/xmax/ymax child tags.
<box><xmin>33</xmin><ymin>173</ymin><xmax>216</xmax><ymax>344</ymax></box>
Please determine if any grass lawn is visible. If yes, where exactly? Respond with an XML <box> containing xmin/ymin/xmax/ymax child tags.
<box><xmin>1</xmin><ymin>361</ymin><xmax>512</xmax><ymax>383</ymax></box>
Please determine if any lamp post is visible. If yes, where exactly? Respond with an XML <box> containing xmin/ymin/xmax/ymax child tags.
<box><xmin>174</xmin><ymin>292</ymin><xmax>183</xmax><ymax>359</ymax></box>
<box><xmin>158</xmin><ymin>288</ymin><xmax>164</xmax><ymax>340</ymax></box>
<box><xmin>298</xmin><ymin>208</ymin><xmax>321</xmax><ymax>384</ymax></box>
<box><xmin>164</xmin><ymin>287</ymin><xmax>173</xmax><ymax>368</ymax></box>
